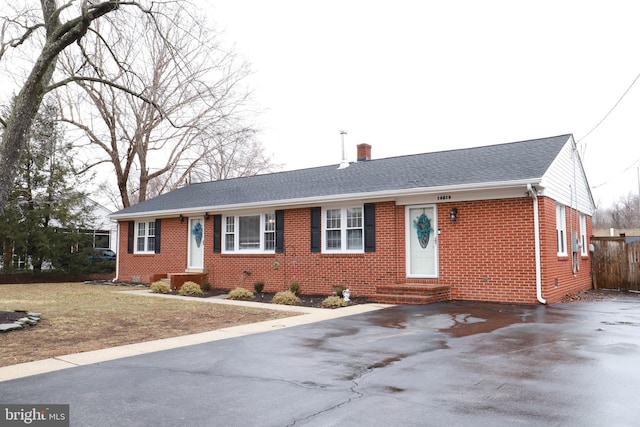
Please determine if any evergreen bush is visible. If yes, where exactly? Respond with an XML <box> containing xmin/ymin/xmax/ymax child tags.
<box><xmin>272</xmin><ymin>290</ymin><xmax>300</xmax><ymax>305</ymax></box>
<box><xmin>150</xmin><ymin>281</ymin><xmax>170</xmax><ymax>294</ymax></box>
<box><xmin>322</xmin><ymin>295</ymin><xmax>347</xmax><ymax>308</ymax></box>
<box><xmin>229</xmin><ymin>287</ymin><xmax>255</xmax><ymax>300</ymax></box>
<box><xmin>179</xmin><ymin>281</ymin><xmax>202</xmax><ymax>296</ymax></box>
<box><xmin>253</xmin><ymin>281</ymin><xmax>265</xmax><ymax>293</ymax></box>
<box><xmin>288</xmin><ymin>281</ymin><xmax>300</xmax><ymax>295</ymax></box>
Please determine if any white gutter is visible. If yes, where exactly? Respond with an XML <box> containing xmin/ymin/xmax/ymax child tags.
<box><xmin>528</xmin><ymin>183</ymin><xmax>546</xmax><ymax>304</ymax></box>
<box><xmin>110</xmin><ymin>178</ymin><xmax>543</xmax><ymax>221</ymax></box>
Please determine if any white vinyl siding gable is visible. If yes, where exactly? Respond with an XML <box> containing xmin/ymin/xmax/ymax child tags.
<box><xmin>539</xmin><ymin>136</ymin><xmax>595</xmax><ymax>215</ymax></box>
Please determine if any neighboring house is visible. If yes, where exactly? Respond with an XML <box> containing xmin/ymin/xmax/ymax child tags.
<box><xmin>110</xmin><ymin>134</ymin><xmax>594</xmax><ymax>304</ymax></box>
<box><xmin>86</xmin><ymin>198</ymin><xmax>118</xmax><ymax>252</ymax></box>
<box><xmin>1</xmin><ymin>198</ymin><xmax>117</xmax><ymax>270</ymax></box>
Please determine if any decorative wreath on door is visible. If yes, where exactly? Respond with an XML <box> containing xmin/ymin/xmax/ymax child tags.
<box><xmin>413</xmin><ymin>213</ymin><xmax>432</xmax><ymax>249</ymax></box>
<box><xmin>192</xmin><ymin>222</ymin><xmax>203</xmax><ymax>248</ymax></box>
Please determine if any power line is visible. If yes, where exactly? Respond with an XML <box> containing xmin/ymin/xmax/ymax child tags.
<box><xmin>591</xmin><ymin>156</ymin><xmax>640</xmax><ymax>189</ymax></box>
<box><xmin>578</xmin><ymin>70</ymin><xmax>640</xmax><ymax>159</ymax></box>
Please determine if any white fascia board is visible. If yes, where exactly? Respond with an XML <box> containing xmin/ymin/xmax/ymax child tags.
<box><xmin>109</xmin><ymin>179</ymin><xmax>542</xmax><ymax>221</ymax></box>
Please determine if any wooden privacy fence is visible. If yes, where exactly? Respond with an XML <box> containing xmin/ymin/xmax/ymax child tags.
<box><xmin>591</xmin><ymin>236</ymin><xmax>640</xmax><ymax>291</ymax></box>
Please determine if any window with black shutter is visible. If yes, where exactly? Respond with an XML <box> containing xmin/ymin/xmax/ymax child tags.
<box><xmin>310</xmin><ymin>207</ymin><xmax>321</xmax><ymax>252</ymax></box>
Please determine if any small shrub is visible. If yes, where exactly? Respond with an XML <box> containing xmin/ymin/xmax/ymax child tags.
<box><xmin>150</xmin><ymin>281</ymin><xmax>170</xmax><ymax>294</ymax></box>
<box><xmin>179</xmin><ymin>281</ymin><xmax>203</xmax><ymax>296</ymax></box>
<box><xmin>229</xmin><ymin>287</ymin><xmax>255</xmax><ymax>300</ymax></box>
<box><xmin>201</xmin><ymin>282</ymin><xmax>212</xmax><ymax>292</ymax></box>
<box><xmin>272</xmin><ymin>290</ymin><xmax>301</xmax><ymax>305</ymax></box>
<box><xmin>288</xmin><ymin>281</ymin><xmax>300</xmax><ymax>295</ymax></box>
<box><xmin>334</xmin><ymin>286</ymin><xmax>345</xmax><ymax>298</ymax></box>
<box><xmin>322</xmin><ymin>295</ymin><xmax>347</xmax><ymax>308</ymax></box>
<box><xmin>254</xmin><ymin>281</ymin><xmax>265</xmax><ymax>293</ymax></box>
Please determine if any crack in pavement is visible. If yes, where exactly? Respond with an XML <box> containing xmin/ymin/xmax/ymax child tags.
<box><xmin>286</xmin><ymin>354</ymin><xmax>409</xmax><ymax>426</ymax></box>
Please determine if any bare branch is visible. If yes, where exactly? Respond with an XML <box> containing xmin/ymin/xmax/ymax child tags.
<box><xmin>45</xmin><ymin>75</ymin><xmax>184</xmax><ymax>127</ymax></box>
<box><xmin>1</xmin><ymin>1</ymin><xmax>270</xmax><ymax>212</ymax></box>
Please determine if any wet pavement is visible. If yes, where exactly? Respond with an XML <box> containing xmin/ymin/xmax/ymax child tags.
<box><xmin>2</xmin><ymin>293</ymin><xmax>640</xmax><ymax>426</ymax></box>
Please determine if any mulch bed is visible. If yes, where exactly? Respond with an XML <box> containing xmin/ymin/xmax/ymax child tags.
<box><xmin>84</xmin><ymin>281</ymin><xmax>370</xmax><ymax>308</ymax></box>
<box><xmin>172</xmin><ymin>289</ymin><xmax>370</xmax><ymax>308</ymax></box>
<box><xmin>559</xmin><ymin>289</ymin><xmax>626</xmax><ymax>303</ymax></box>
<box><xmin>0</xmin><ymin>310</ymin><xmax>28</xmax><ymax>323</ymax></box>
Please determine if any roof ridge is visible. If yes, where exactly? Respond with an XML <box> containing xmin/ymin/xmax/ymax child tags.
<box><xmin>112</xmin><ymin>134</ymin><xmax>574</xmax><ymax>218</ymax></box>
<box><xmin>185</xmin><ymin>134</ymin><xmax>574</xmax><ymax>186</ymax></box>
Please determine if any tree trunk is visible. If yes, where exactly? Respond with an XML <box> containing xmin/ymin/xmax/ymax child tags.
<box><xmin>0</xmin><ymin>0</ymin><xmax>120</xmax><ymax>214</ymax></box>
<box><xmin>0</xmin><ymin>67</ymin><xmax>53</xmax><ymax>215</ymax></box>
<box><xmin>2</xmin><ymin>239</ymin><xmax>13</xmax><ymax>271</ymax></box>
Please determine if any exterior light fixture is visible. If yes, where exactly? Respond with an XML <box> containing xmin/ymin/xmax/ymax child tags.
<box><xmin>204</xmin><ymin>213</ymin><xmax>210</xmax><ymax>220</ymax></box>
<box><xmin>450</xmin><ymin>208</ymin><xmax>458</xmax><ymax>222</ymax></box>
<box><xmin>180</xmin><ymin>214</ymin><xmax>184</xmax><ymax>222</ymax></box>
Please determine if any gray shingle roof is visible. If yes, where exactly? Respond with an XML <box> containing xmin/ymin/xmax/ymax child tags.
<box><xmin>112</xmin><ymin>134</ymin><xmax>571</xmax><ymax>217</ymax></box>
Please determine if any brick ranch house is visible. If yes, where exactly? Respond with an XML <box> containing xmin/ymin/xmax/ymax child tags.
<box><xmin>110</xmin><ymin>134</ymin><xmax>595</xmax><ymax>304</ymax></box>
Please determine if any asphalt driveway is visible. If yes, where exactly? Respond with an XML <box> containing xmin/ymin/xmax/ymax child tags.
<box><xmin>2</xmin><ymin>293</ymin><xmax>639</xmax><ymax>426</ymax></box>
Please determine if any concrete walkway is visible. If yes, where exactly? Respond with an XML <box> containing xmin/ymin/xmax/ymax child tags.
<box><xmin>0</xmin><ymin>289</ymin><xmax>391</xmax><ymax>382</ymax></box>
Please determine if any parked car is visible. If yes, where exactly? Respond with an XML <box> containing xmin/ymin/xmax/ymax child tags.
<box><xmin>91</xmin><ymin>248</ymin><xmax>116</xmax><ymax>261</ymax></box>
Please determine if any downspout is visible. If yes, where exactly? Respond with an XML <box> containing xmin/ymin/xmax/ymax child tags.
<box><xmin>113</xmin><ymin>222</ymin><xmax>120</xmax><ymax>282</ymax></box>
<box><xmin>528</xmin><ymin>183</ymin><xmax>546</xmax><ymax>304</ymax></box>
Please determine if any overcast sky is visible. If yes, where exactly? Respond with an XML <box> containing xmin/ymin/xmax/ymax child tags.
<box><xmin>207</xmin><ymin>0</ymin><xmax>640</xmax><ymax>208</ymax></box>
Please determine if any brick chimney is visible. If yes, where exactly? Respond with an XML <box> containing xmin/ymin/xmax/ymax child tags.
<box><xmin>357</xmin><ymin>143</ymin><xmax>372</xmax><ymax>161</ymax></box>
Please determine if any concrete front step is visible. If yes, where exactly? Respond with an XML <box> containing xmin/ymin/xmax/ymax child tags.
<box><xmin>149</xmin><ymin>272</ymin><xmax>207</xmax><ymax>290</ymax></box>
<box><xmin>167</xmin><ymin>272</ymin><xmax>208</xmax><ymax>290</ymax></box>
<box><xmin>374</xmin><ymin>284</ymin><xmax>451</xmax><ymax>305</ymax></box>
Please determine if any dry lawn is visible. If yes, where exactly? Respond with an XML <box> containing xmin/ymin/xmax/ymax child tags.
<box><xmin>0</xmin><ymin>283</ymin><xmax>298</xmax><ymax>367</ymax></box>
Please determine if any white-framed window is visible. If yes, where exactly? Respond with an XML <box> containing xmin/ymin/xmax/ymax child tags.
<box><xmin>136</xmin><ymin>220</ymin><xmax>156</xmax><ymax>253</ymax></box>
<box><xmin>580</xmin><ymin>213</ymin><xmax>588</xmax><ymax>256</ymax></box>
<box><xmin>264</xmin><ymin>213</ymin><xmax>276</xmax><ymax>251</ymax></box>
<box><xmin>223</xmin><ymin>212</ymin><xmax>276</xmax><ymax>253</ymax></box>
<box><xmin>556</xmin><ymin>204</ymin><xmax>567</xmax><ymax>255</ymax></box>
<box><xmin>323</xmin><ymin>206</ymin><xmax>363</xmax><ymax>252</ymax></box>
<box><xmin>224</xmin><ymin>216</ymin><xmax>235</xmax><ymax>251</ymax></box>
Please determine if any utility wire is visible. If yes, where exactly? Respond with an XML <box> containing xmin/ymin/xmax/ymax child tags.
<box><xmin>591</xmin><ymin>156</ymin><xmax>640</xmax><ymax>189</ymax></box>
<box><xmin>578</xmin><ymin>70</ymin><xmax>640</xmax><ymax>159</ymax></box>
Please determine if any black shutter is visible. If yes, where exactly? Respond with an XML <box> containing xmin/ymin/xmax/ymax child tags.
<box><xmin>213</xmin><ymin>215</ymin><xmax>222</xmax><ymax>253</ymax></box>
<box><xmin>310</xmin><ymin>207</ymin><xmax>321</xmax><ymax>252</ymax></box>
<box><xmin>364</xmin><ymin>203</ymin><xmax>376</xmax><ymax>252</ymax></box>
<box><xmin>127</xmin><ymin>221</ymin><xmax>134</xmax><ymax>254</ymax></box>
<box><xmin>154</xmin><ymin>219</ymin><xmax>161</xmax><ymax>253</ymax></box>
<box><xmin>275</xmin><ymin>210</ymin><xmax>285</xmax><ymax>253</ymax></box>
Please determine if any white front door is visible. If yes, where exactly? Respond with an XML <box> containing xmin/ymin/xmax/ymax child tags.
<box><xmin>406</xmin><ymin>205</ymin><xmax>438</xmax><ymax>278</ymax></box>
<box><xmin>188</xmin><ymin>217</ymin><xmax>205</xmax><ymax>270</ymax></box>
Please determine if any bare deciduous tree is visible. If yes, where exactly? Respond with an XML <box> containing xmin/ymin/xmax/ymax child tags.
<box><xmin>1</xmin><ymin>1</ymin><xmax>271</xmax><ymax>213</ymax></box>
<box><xmin>593</xmin><ymin>193</ymin><xmax>640</xmax><ymax>229</ymax></box>
<box><xmin>55</xmin><ymin>6</ymin><xmax>272</xmax><ymax>208</ymax></box>
<box><xmin>0</xmin><ymin>1</ymin><xmax>125</xmax><ymax>214</ymax></box>
<box><xmin>194</xmin><ymin>131</ymin><xmax>275</xmax><ymax>182</ymax></box>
